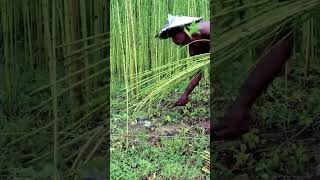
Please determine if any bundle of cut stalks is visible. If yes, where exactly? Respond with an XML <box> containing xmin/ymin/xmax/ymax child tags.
<box><xmin>201</xmin><ymin>150</ymin><xmax>210</xmax><ymax>174</ymax></box>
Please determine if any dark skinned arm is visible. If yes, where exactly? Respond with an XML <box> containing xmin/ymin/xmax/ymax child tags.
<box><xmin>175</xmin><ymin>71</ymin><xmax>202</xmax><ymax>106</ymax></box>
<box><xmin>175</xmin><ymin>22</ymin><xmax>210</xmax><ymax>106</ymax></box>
<box><xmin>235</xmin><ymin>32</ymin><xmax>293</xmax><ymax>109</ymax></box>
<box><xmin>175</xmin><ymin>46</ymin><xmax>206</xmax><ymax>106</ymax></box>
<box><xmin>213</xmin><ymin>31</ymin><xmax>294</xmax><ymax>140</ymax></box>
<box><xmin>175</xmin><ymin>44</ymin><xmax>202</xmax><ymax>106</ymax></box>
<box><xmin>212</xmin><ymin>0</ymin><xmax>294</xmax><ymax>138</ymax></box>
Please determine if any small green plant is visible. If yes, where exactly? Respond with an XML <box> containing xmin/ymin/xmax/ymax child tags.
<box><xmin>242</xmin><ymin>129</ymin><xmax>260</xmax><ymax>149</ymax></box>
<box><xmin>233</xmin><ymin>143</ymin><xmax>251</xmax><ymax>169</ymax></box>
<box><xmin>164</xmin><ymin>114</ymin><xmax>176</xmax><ymax>123</ymax></box>
<box><xmin>182</xmin><ymin>103</ymin><xmax>192</xmax><ymax>115</ymax></box>
<box><xmin>288</xmin><ymin>143</ymin><xmax>310</xmax><ymax>174</ymax></box>
<box><xmin>184</xmin><ymin>21</ymin><xmax>200</xmax><ymax>38</ymax></box>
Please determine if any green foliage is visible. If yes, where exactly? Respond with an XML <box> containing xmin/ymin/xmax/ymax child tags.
<box><xmin>184</xmin><ymin>21</ymin><xmax>200</xmax><ymax>38</ymax></box>
<box><xmin>242</xmin><ymin>129</ymin><xmax>260</xmax><ymax>149</ymax></box>
<box><xmin>111</xmin><ymin>135</ymin><xmax>208</xmax><ymax>179</ymax></box>
<box><xmin>0</xmin><ymin>0</ymin><xmax>108</xmax><ymax>178</ymax></box>
<box><xmin>111</xmin><ymin>78</ymin><xmax>209</xmax><ymax>178</ymax></box>
<box><xmin>78</xmin><ymin>157</ymin><xmax>106</xmax><ymax>180</ymax></box>
<box><xmin>287</xmin><ymin>143</ymin><xmax>310</xmax><ymax>174</ymax></box>
<box><xmin>212</xmin><ymin>0</ymin><xmax>320</xmax><ymax>179</ymax></box>
<box><xmin>188</xmin><ymin>21</ymin><xmax>200</xmax><ymax>35</ymax></box>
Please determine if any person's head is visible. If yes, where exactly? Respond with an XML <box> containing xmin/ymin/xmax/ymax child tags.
<box><xmin>167</xmin><ymin>27</ymin><xmax>191</xmax><ymax>46</ymax></box>
<box><xmin>155</xmin><ymin>14</ymin><xmax>203</xmax><ymax>45</ymax></box>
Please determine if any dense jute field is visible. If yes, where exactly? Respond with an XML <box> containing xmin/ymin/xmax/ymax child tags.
<box><xmin>1</xmin><ymin>0</ymin><xmax>108</xmax><ymax>179</ymax></box>
<box><xmin>110</xmin><ymin>0</ymin><xmax>210</xmax><ymax>179</ymax></box>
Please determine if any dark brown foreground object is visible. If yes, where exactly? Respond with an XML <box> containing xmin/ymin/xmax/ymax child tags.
<box><xmin>309</xmin><ymin>175</ymin><xmax>320</xmax><ymax>180</ymax></box>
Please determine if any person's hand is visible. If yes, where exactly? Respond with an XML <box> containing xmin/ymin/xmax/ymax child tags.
<box><xmin>174</xmin><ymin>94</ymin><xmax>189</xmax><ymax>106</ymax></box>
<box><xmin>213</xmin><ymin>106</ymin><xmax>251</xmax><ymax>141</ymax></box>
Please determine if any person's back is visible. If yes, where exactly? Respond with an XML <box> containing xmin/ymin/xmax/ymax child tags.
<box><xmin>188</xmin><ymin>21</ymin><xmax>210</xmax><ymax>56</ymax></box>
